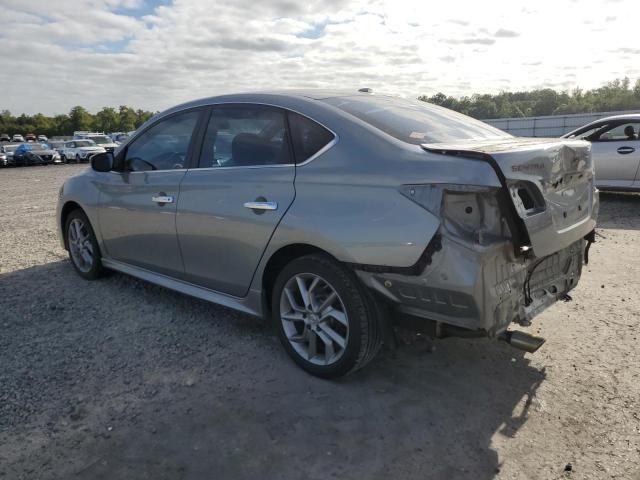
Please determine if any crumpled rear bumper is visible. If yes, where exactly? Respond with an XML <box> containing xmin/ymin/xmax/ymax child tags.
<box><xmin>356</xmin><ymin>235</ymin><xmax>586</xmax><ymax>337</ymax></box>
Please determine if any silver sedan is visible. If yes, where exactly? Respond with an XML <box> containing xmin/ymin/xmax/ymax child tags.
<box><xmin>563</xmin><ymin>114</ymin><xmax>640</xmax><ymax>191</ymax></box>
<box><xmin>57</xmin><ymin>90</ymin><xmax>598</xmax><ymax>378</ymax></box>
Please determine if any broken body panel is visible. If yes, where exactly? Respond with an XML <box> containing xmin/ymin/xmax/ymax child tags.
<box><xmin>358</xmin><ymin>137</ymin><xmax>597</xmax><ymax>337</ymax></box>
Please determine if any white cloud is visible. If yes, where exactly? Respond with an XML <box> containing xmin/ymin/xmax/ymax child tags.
<box><xmin>0</xmin><ymin>0</ymin><xmax>637</xmax><ymax>115</ymax></box>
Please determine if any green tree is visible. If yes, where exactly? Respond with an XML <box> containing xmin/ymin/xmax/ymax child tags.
<box><xmin>419</xmin><ymin>77</ymin><xmax>640</xmax><ymax>119</ymax></box>
<box><xmin>135</xmin><ymin>109</ymin><xmax>153</xmax><ymax>127</ymax></box>
<box><xmin>68</xmin><ymin>106</ymin><xmax>93</xmax><ymax>132</ymax></box>
<box><xmin>118</xmin><ymin>106</ymin><xmax>138</xmax><ymax>132</ymax></box>
<box><xmin>94</xmin><ymin>107</ymin><xmax>119</xmax><ymax>133</ymax></box>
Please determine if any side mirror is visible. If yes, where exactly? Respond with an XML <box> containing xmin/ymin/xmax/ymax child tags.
<box><xmin>91</xmin><ymin>152</ymin><xmax>114</xmax><ymax>172</ymax></box>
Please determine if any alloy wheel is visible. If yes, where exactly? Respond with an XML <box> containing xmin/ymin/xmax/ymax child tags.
<box><xmin>279</xmin><ymin>273</ymin><xmax>349</xmax><ymax>366</ymax></box>
<box><xmin>68</xmin><ymin>218</ymin><xmax>94</xmax><ymax>273</ymax></box>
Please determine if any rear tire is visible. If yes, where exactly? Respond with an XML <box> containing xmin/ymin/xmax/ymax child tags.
<box><xmin>272</xmin><ymin>254</ymin><xmax>382</xmax><ymax>378</ymax></box>
<box><xmin>65</xmin><ymin>209</ymin><xmax>105</xmax><ymax>280</ymax></box>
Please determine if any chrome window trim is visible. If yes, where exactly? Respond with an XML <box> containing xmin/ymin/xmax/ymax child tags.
<box><xmin>296</xmin><ymin>135</ymin><xmax>339</xmax><ymax>167</ymax></box>
<box><xmin>128</xmin><ymin>101</ymin><xmax>339</xmax><ymax>171</ymax></box>
<box><xmin>188</xmin><ymin>164</ymin><xmax>294</xmax><ymax>172</ymax></box>
<box><xmin>193</xmin><ymin>101</ymin><xmax>340</xmax><ymax>169</ymax></box>
<box><xmin>122</xmin><ymin>168</ymin><xmax>189</xmax><ymax>174</ymax></box>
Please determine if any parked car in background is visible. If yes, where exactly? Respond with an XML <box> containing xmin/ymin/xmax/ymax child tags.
<box><xmin>31</xmin><ymin>143</ymin><xmax>60</xmax><ymax>165</ymax></box>
<box><xmin>109</xmin><ymin>132</ymin><xmax>130</xmax><ymax>143</ymax></box>
<box><xmin>25</xmin><ymin>133</ymin><xmax>37</xmax><ymax>142</ymax></box>
<box><xmin>0</xmin><ymin>144</ymin><xmax>19</xmax><ymax>166</ymax></box>
<box><xmin>48</xmin><ymin>140</ymin><xmax>65</xmax><ymax>158</ymax></box>
<box><xmin>0</xmin><ymin>134</ymin><xmax>10</xmax><ymax>142</ymax></box>
<box><xmin>74</xmin><ymin>131</ymin><xmax>107</xmax><ymax>140</ymax></box>
<box><xmin>13</xmin><ymin>143</ymin><xmax>44</xmax><ymax>166</ymax></box>
<box><xmin>57</xmin><ymin>90</ymin><xmax>598</xmax><ymax>378</ymax></box>
<box><xmin>12</xmin><ymin>134</ymin><xmax>24</xmax><ymax>142</ymax></box>
<box><xmin>37</xmin><ymin>135</ymin><xmax>48</xmax><ymax>142</ymax></box>
<box><xmin>563</xmin><ymin>114</ymin><xmax>640</xmax><ymax>191</ymax></box>
<box><xmin>61</xmin><ymin>139</ymin><xmax>106</xmax><ymax>163</ymax></box>
<box><xmin>85</xmin><ymin>134</ymin><xmax>119</xmax><ymax>153</ymax></box>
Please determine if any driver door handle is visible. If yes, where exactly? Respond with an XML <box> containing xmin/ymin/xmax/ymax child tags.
<box><xmin>617</xmin><ymin>146</ymin><xmax>635</xmax><ymax>155</ymax></box>
<box><xmin>152</xmin><ymin>195</ymin><xmax>174</xmax><ymax>204</ymax></box>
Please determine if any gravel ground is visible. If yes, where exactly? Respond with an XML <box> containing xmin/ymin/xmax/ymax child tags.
<box><xmin>0</xmin><ymin>165</ymin><xmax>639</xmax><ymax>480</ymax></box>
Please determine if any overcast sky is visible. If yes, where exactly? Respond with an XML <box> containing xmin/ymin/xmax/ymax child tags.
<box><xmin>1</xmin><ymin>0</ymin><xmax>637</xmax><ymax>115</ymax></box>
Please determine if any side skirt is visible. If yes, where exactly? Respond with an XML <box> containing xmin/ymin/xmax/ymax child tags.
<box><xmin>101</xmin><ymin>258</ymin><xmax>262</xmax><ymax>318</ymax></box>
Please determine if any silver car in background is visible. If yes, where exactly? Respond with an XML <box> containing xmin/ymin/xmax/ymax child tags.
<box><xmin>57</xmin><ymin>91</ymin><xmax>598</xmax><ymax>378</ymax></box>
<box><xmin>563</xmin><ymin>113</ymin><xmax>640</xmax><ymax>191</ymax></box>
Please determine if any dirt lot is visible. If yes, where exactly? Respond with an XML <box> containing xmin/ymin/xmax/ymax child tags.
<box><xmin>0</xmin><ymin>164</ymin><xmax>638</xmax><ymax>480</ymax></box>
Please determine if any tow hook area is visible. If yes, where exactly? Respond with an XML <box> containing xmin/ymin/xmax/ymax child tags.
<box><xmin>500</xmin><ymin>330</ymin><xmax>546</xmax><ymax>353</ymax></box>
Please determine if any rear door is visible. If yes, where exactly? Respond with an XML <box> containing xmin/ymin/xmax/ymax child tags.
<box><xmin>176</xmin><ymin>104</ymin><xmax>296</xmax><ymax>297</ymax></box>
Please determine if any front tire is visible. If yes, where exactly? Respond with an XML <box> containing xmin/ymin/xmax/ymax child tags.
<box><xmin>272</xmin><ymin>254</ymin><xmax>382</xmax><ymax>378</ymax></box>
<box><xmin>65</xmin><ymin>209</ymin><xmax>104</xmax><ymax>280</ymax></box>
<box><xmin>75</xmin><ymin>154</ymin><xmax>81</xmax><ymax>164</ymax></box>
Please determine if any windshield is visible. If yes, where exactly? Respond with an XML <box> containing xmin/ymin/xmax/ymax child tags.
<box><xmin>323</xmin><ymin>95</ymin><xmax>511</xmax><ymax>144</ymax></box>
<box><xmin>88</xmin><ymin>136</ymin><xmax>112</xmax><ymax>144</ymax></box>
<box><xmin>75</xmin><ymin>140</ymin><xmax>96</xmax><ymax>147</ymax></box>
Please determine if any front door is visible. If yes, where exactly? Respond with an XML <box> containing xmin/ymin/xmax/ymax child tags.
<box><xmin>97</xmin><ymin>109</ymin><xmax>202</xmax><ymax>277</ymax></box>
<box><xmin>177</xmin><ymin>104</ymin><xmax>296</xmax><ymax>297</ymax></box>
<box><xmin>586</xmin><ymin>120</ymin><xmax>640</xmax><ymax>188</ymax></box>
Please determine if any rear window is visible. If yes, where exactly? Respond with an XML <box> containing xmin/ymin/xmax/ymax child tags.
<box><xmin>322</xmin><ymin>95</ymin><xmax>511</xmax><ymax>144</ymax></box>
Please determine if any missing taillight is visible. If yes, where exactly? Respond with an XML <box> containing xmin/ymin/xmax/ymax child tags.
<box><xmin>517</xmin><ymin>188</ymin><xmax>535</xmax><ymax>210</ymax></box>
<box><xmin>399</xmin><ymin>184</ymin><xmax>509</xmax><ymax>245</ymax></box>
<box><xmin>511</xmin><ymin>182</ymin><xmax>545</xmax><ymax>215</ymax></box>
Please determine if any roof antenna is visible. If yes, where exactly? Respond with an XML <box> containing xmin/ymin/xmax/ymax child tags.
<box><xmin>358</xmin><ymin>87</ymin><xmax>373</xmax><ymax>93</ymax></box>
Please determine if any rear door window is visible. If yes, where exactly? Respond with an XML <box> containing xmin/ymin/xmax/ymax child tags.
<box><xmin>198</xmin><ymin>105</ymin><xmax>292</xmax><ymax>168</ymax></box>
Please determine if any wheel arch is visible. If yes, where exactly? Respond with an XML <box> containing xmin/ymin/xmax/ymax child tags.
<box><xmin>261</xmin><ymin>243</ymin><xmax>337</xmax><ymax>315</ymax></box>
<box><xmin>60</xmin><ymin>201</ymin><xmax>85</xmax><ymax>250</ymax></box>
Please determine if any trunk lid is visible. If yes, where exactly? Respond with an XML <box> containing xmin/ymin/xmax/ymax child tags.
<box><xmin>422</xmin><ymin>138</ymin><xmax>598</xmax><ymax>257</ymax></box>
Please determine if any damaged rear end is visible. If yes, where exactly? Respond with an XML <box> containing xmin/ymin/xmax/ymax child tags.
<box><xmin>358</xmin><ymin>138</ymin><xmax>598</xmax><ymax>341</ymax></box>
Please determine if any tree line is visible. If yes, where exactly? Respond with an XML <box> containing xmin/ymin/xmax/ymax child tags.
<box><xmin>0</xmin><ymin>106</ymin><xmax>155</xmax><ymax>137</ymax></box>
<box><xmin>2</xmin><ymin>78</ymin><xmax>639</xmax><ymax>137</ymax></box>
<box><xmin>420</xmin><ymin>77</ymin><xmax>640</xmax><ymax>119</ymax></box>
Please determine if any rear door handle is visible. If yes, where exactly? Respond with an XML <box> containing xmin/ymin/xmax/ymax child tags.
<box><xmin>243</xmin><ymin>201</ymin><xmax>278</xmax><ymax>211</ymax></box>
<box><xmin>617</xmin><ymin>146</ymin><xmax>635</xmax><ymax>155</ymax></box>
<box><xmin>152</xmin><ymin>195</ymin><xmax>174</xmax><ymax>204</ymax></box>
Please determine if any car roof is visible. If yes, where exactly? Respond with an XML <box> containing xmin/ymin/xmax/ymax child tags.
<box><xmin>141</xmin><ymin>89</ymin><xmax>401</xmax><ymax>135</ymax></box>
<box><xmin>163</xmin><ymin>89</ymin><xmax>385</xmax><ymax>114</ymax></box>
<box><xmin>582</xmin><ymin>113</ymin><xmax>640</xmax><ymax>126</ymax></box>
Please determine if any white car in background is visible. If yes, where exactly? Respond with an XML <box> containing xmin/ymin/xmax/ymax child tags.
<box><xmin>61</xmin><ymin>139</ymin><xmax>106</xmax><ymax>163</ymax></box>
<box><xmin>85</xmin><ymin>134</ymin><xmax>120</xmax><ymax>154</ymax></box>
<box><xmin>563</xmin><ymin>114</ymin><xmax>640</xmax><ymax>191</ymax></box>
